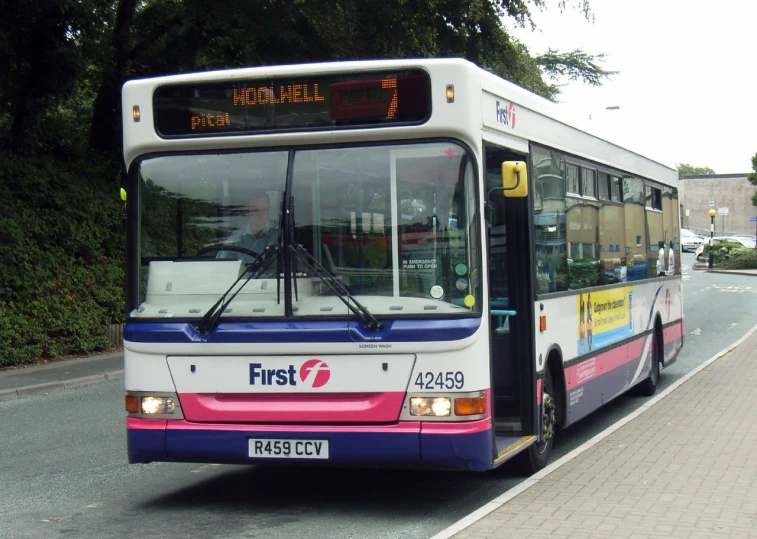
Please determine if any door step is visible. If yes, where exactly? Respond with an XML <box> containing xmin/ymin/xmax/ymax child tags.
<box><xmin>493</xmin><ymin>435</ymin><xmax>535</xmax><ymax>466</ymax></box>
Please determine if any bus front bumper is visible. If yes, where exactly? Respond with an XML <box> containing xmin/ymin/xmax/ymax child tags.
<box><xmin>126</xmin><ymin>417</ymin><xmax>494</xmax><ymax>471</ymax></box>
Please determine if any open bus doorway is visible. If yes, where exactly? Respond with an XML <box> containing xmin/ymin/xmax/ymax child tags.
<box><xmin>484</xmin><ymin>143</ymin><xmax>537</xmax><ymax>450</ymax></box>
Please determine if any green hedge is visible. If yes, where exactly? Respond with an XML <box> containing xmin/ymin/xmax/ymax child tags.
<box><xmin>568</xmin><ymin>259</ymin><xmax>600</xmax><ymax>290</ymax></box>
<box><xmin>719</xmin><ymin>249</ymin><xmax>757</xmax><ymax>270</ymax></box>
<box><xmin>0</xmin><ymin>153</ymin><xmax>124</xmax><ymax>366</ymax></box>
<box><xmin>701</xmin><ymin>242</ymin><xmax>745</xmax><ymax>264</ymax></box>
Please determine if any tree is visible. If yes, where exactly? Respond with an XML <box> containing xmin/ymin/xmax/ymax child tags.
<box><xmin>0</xmin><ymin>0</ymin><xmax>613</xmax><ymax>161</ymax></box>
<box><xmin>536</xmin><ymin>49</ymin><xmax>616</xmax><ymax>89</ymax></box>
<box><xmin>0</xmin><ymin>0</ymin><xmax>114</xmax><ymax>154</ymax></box>
<box><xmin>89</xmin><ymin>0</ymin><xmax>138</xmax><ymax>156</ymax></box>
<box><xmin>677</xmin><ymin>163</ymin><xmax>716</xmax><ymax>180</ymax></box>
<box><xmin>80</xmin><ymin>0</ymin><xmax>613</xmax><ymax>161</ymax></box>
<box><xmin>748</xmin><ymin>152</ymin><xmax>757</xmax><ymax>207</ymax></box>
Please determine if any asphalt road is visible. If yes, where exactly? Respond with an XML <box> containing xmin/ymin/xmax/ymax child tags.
<box><xmin>1</xmin><ymin>253</ymin><xmax>755</xmax><ymax>539</ymax></box>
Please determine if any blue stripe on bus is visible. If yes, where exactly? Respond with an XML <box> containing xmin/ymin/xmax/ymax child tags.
<box><xmin>127</xmin><ymin>426</ymin><xmax>494</xmax><ymax>471</ymax></box>
<box><xmin>127</xmin><ymin>428</ymin><xmax>166</xmax><ymax>463</ymax></box>
<box><xmin>577</xmin><ymin>324</ymin><xmax>634</xmax><ymax>355</ymax></box>
<box><xmin>420</xmin><ymin>428</ymin><xmax>493</xmax><ymax>471</ymax></box>
<box><xmin>124</xmin><ymin>317</ymin><xmax>481</xmax><ymax>344</ymax></box>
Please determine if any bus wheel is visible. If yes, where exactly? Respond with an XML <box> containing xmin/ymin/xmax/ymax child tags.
<box><xmin>636</xmin><ymin>324</ymin><xmax>662</xmax><ymax>397</ymax></box>
<box><xmin>523</xmin><ymin>368</ymin><xmax>556</xmax><ymax>473</ymax></box>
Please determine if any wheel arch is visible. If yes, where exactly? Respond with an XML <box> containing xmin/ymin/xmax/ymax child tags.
<box><xmin>543</xmin><ymin>344</ymin><xmax>567</xmax><ymax>429</ymax></box>
<box><xmin>654</xmin><ymin>313</ymin><xmax>664</xmax><ymax>365</ymax></box>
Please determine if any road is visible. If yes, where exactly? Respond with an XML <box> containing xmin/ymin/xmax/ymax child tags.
<box><xmin>1</xmin><ymin>253</ymin><xmax>756</xmax><ymax>539</ymax></box>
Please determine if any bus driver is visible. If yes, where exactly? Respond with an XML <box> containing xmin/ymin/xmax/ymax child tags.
<box><xmin>217</xmin><ymin>188</ymin><xmax>277</xmax><ymax>264</ymax></box>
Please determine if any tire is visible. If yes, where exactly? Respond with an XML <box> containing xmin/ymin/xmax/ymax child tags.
<box><xmin>636</xmin><ymin>325</ymin><xmax>662</xmax><ymax>397</ymax></box>
<box><xmin>521</xmin><ymin>368</ymin><xmax>557</xmax><ymax>474</ymax></box>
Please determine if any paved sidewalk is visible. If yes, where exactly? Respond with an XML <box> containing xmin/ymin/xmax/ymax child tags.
<box><xmin>0</xmin><ymin>350</ymin><xmax>123</xmax><ymax>401</ymax></box>
<box><xmin>445</xmin><ymin>327</ymin><xmax>757</xmax><ymax>539</ymax></box>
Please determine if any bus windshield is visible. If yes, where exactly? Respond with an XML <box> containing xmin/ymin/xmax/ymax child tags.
<box><xmin>131</xmin><ymin>141</ymin><xmax>481</xmax><ymax>320</ymax></box>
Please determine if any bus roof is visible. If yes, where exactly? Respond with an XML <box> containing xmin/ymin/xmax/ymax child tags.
<box><xmin>122</xmin><ymin>58</ymin><xmax>677</xmax><ymax>185</ymax></box>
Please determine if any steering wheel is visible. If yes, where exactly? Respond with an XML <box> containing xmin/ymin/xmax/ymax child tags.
<box><xmin>195</xmin><ymin>244</ymin><xmax>264</xmax><ymax>264</ymax></box>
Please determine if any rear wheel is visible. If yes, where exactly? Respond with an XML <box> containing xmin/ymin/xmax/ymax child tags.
<box><xmin>636</xmin><ymin>325</ymin><xmax>662</xmax><ymax>397</ymax></box>
<box><xmin>522</xmin><ymin>367</ymin><xmax>556</xmax><ymax>473</ymax></box>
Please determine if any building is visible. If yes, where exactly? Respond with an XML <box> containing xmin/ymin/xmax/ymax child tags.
<box><xmin>679</xmin><ymin>173</ymin><xmax>756</xmax><ymax>235</ymax></box>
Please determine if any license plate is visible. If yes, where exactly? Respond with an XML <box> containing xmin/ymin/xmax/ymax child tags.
<box><xmin>248</xmin><ymin>438</ymin><xmax>329</xmax><ymax>459</ymax></box>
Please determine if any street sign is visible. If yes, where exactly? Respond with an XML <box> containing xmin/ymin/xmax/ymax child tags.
<box><xmin>709</xmin><ymin>201</ymin><xmax>716</xmax><ymax>208</ymax></box>
<box><xmin>751</xmin><ymin>217</ymin><xmax>757</xmax><ymax>222</ymax></box>
<box><xmin>718</xmin><ymin>207</ymin><xmax>729</xmax><ymax>215</ymax></box>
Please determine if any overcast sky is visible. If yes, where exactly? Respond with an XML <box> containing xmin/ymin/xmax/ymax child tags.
<box><xmin>507</xmin><ymin>0</ymin><xmax>756</xmax><ymax>173</ymax></box>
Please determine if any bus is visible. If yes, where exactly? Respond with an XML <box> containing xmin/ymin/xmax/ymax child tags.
<box><xmin>121</xmin><ymin>58</ymin><xmax>684</xmax><ymax>472</ymax></box>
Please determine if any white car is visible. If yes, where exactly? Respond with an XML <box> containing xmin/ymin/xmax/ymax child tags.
<box><xmin>724</xmin><ymin>236</ymin><xmax>756</xmax><ymax>249</ymax></box>
<box><xmin>731</xmin><ymin>234</ymin><xmax>757</xmax><ymax>248</ymax></box>
<box><xmin>680</xmin><ymin>229</ymin><xmax>704</xmax><ymax>252</ymax></box>
<box><xmin>695</xmin><ymin>236</ymin><xmax>756</xmax><ymax>261</ymax></box>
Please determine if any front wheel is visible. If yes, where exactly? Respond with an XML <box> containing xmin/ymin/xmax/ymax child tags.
<box><xmin>521</xmin><ymin>367</ymin><xmax>557</xmax><ymax>474</ymax></box>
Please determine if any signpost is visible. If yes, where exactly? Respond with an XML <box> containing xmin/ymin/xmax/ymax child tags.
<box><xmin>717</xmin><ymin>207</ymin><xmax>728</xmax><ymax>234</ymax></box>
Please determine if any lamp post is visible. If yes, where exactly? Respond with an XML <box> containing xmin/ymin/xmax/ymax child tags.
<box><xmin>708</xmin><ymin>208</ymin><xmax>717</xmax><ymax>268</ymax></box>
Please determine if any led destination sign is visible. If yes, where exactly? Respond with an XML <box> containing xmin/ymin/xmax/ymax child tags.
<box><xmin>153</xmin><ymin>70</ymin><xmax>431</xmax><ymax>137</ymax></box>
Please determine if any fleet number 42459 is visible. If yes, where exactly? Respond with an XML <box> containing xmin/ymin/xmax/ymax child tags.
<box><xmin>414</xmin><ymin>371</ymin><xmax>464</xmax><ymax>390</ymax></box>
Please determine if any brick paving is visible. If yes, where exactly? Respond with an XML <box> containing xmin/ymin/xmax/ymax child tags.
<box><xmin>452</xmin><ymin>329</ymin><xmax>757</xmax><ymax>539</ymax></box>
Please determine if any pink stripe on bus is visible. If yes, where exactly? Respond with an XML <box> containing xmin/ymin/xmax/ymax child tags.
<box><xmin>565</xmin><ymin>340</ymin><xmax>635</xmax><ymax>391</ymax></box>
<box><xmin>663</xmin><ymin>321</ymin><xmax>683</xmax><ymax>344</ymax></box>
<box><xmin>421</xmin><ymin>417</ymin><xmax>491</xmax><ymax>434</ymax></box>
<box><xmin>178</xmin><ymin>391</ymin><xmax>406</xmax><ymax>423</ymax></box>
<box><xmin>127</xmin><ymin>416</ymin><xmax>166</xmax><ymax>429</ymax></box>
<box><xmin>164</xmin><ymin>419</ymin><xmax>422</xmax><ymax>434</ymax></box>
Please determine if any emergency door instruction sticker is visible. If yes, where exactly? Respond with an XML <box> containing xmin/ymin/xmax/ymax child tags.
<box><xmin>402</xmin><ymin>259</ymin><xmax>438</xmax><ymax>270</ymax></box>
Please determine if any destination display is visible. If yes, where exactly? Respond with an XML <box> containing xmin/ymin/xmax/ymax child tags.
<box><xmin>153</xmin><ymin>69</ymin><xmax>431</xmax><ymax>137</ymax></box>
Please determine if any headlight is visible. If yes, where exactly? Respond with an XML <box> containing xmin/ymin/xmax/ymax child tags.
<box><xmin>410</xmin><ymin>397</ymin><xmax>451</xmax><ymax>417</ymax></box>
<box><xmin>141</xmin><ymin>396</ymin><xmax>176</xmax><ymax>415</ymax></box>
<box><xmin>402</xmin><ymin>391</ymin><xmax>487</xmax><ymax>421</ymax></box>
<box><xmin>125</xmin><ymin>392</ymin><xmax>184</xmax><ymax>419</ymax></box>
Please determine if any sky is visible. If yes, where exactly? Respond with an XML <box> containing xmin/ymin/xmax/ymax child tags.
<box><xmin>507</xmin><ymin>0</ymin><xmax>756</xmax><ymax>173</ymax></box>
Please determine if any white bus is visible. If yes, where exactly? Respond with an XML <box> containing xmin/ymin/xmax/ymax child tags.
<box><xmin>122</xmin><ymin>58</ymin><xmax>684</xmax><ymax>472</ymax></box>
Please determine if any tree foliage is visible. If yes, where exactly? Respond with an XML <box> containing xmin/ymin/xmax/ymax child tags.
<box><xmin>537</xmin><ymin>49</ymin><xmax>616</xmax><ymax>87</ymax></box>
<box><xmin>0</xmin><ymin>0</ymin><xmax>114</xmax><ymax>154</ymax></box>
<box><xmin>677</xmin><ymin>163</ymin><xmax>716</xmax><ymax>179</ymax></box>
<box><xmin>2</xmin><ymin>0</ymin><xmax>613</xmax><ymax>160</ymax></box>
<box><xmin>748</xmin><ymin>152</ymin><xmax>757</xmax><ymax>207</ymax></box>
<box><xmin>0</xmin><ymin>154</ymin><xmax>123</xmax><ymax>365</ymax></box>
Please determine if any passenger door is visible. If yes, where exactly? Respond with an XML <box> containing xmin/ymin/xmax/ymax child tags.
<box><xmin>484</xmin><ymin>143</ymin><xmax>536</xmax><ymax>437</ymax></box>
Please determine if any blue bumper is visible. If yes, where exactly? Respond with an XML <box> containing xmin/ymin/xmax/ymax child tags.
<box><xmin>127</xmin><ymin>425</ymin><xmax>494</xmax><ymax>472</ymax></box>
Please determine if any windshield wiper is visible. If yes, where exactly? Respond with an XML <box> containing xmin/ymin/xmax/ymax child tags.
<box><xmin>197</xmin><ymin>245</ymin><xmax>279</xmax><ymax>334</ymax></box>
<box><xmin>289</xmin><ymin>243</ymin><xmax>383</xmax><ymax>330</ymax></box>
